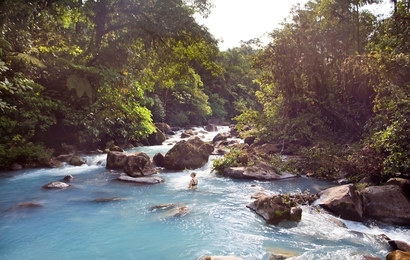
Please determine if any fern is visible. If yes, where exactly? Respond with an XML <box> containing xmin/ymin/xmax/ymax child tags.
<box><xmin>0</xmin><ymin>38</ymin><xmax>12</xmax><ymax>57</ymax></box>
<box><xmin>56</xmin><ymin>57</ymin><xmax>99</xmax><ymax>75</ymax></box>
<box><xmin>66</xmin><ymin>75</ymin><xmax>92</xmax><ymax>100</ymax></box>
<box><xmin>14</xmin><ymin>53</ymin><xmax>46</xmax><ymax>68</ymax></box>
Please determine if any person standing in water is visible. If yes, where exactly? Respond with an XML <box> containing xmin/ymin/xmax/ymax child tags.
<box><xmin>188</xmin><ymin>172</ymin><xmax>198</xmax><ymax>189</ymax></box>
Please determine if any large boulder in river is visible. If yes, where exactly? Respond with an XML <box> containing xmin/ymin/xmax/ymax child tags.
<box><xmin>163</xmin><ymin>136</ymin><xmax>213</xmax><ymax>170</ymax></box>
<box><xmin>154</xmin><ymin>122</ymin><xmax>172</xmax><ymax>134</ymax></box>
<box><xmin>204</xmin><ymin>124</ymin><xmax>218</xmax><ymax>132</ymax></box>
<box><xmin>221</xmin><ymin>162</ymin><xmax>296</xmax><ymax>180</ymax></box>
<box><xmin>247</xmin><ymin>194</ymin><xmax>302</xmax><ymax>225</ymax></box>
<box><xmin>69</xmin><ymin>156</ymin><xmax>86</xmax><ymax>166</ymax></box>
<box><xmin>386</xmin><ymin>178</ymin><xmax>410</xmax><ymax>199</ymax></box>
<box><xmin>123</xmin><ymin>152</ymin><xmax>157</xmax><ymax>177</ymax></box>
<box><xmin>106</xmin><ymin>151</ymin><xmax>128</xmax><ymax>169</ymax></box>
<box><xmin>388</xmin><ymin>240</ymin><xmax>410</xmax><ymax>251</ymax></box>
<box><xmin>362</xmin><ymin>185</ymin><xmax>410</xmax><ymax>226</ymax></box>
<box><xmin>153</xmin><ymin>152</ymin><xmax>165</xmax><ymax>167</ymax></box>
<box><xmin>317</xmin><ymin>184</ymin><xmax>363</xmax><ymax>222</ymax></box>
<box><xmin>147</xmin><ymin>126</ymin><xmax>166</xmax><ymax>145</ymax></box>
<box><xmin>181</xmin><ymin>129</ymin><xmax>197</xmax><ymax>138</ymax></box>
<box><xmin>212</xmin><ymin>133</ymin><xmax>228</xmax><ymax>143</ymax></box>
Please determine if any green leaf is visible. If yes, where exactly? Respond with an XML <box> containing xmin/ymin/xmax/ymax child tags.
<box><xmin>66</xmin><ymin>75</ymin><xmax>92</xmax><ymax>100</ymax></box>
<box><xmin>14</xmin><ymin>53</ymin><xmax>46</xmax><ymax>68</ymax></box>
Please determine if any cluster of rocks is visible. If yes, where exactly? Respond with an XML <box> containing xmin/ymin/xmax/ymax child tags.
<box><xmin>316</xmin><ymin>178</ymin><xmax>410</xmax><ymax>226</ymax></box>
<box><xmin>107</xmin><ymin>135</ymin><xmax>215</xmax><ymax>184</ymax></box>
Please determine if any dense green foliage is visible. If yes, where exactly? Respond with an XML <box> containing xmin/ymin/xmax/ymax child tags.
<box><xmin>1</xmin><ymin>0</ymin><xmax>409</xmax><ymax>181</ymax></box>
<box><xmin>0</xmin><ymin>0</ymin><xmax>260</xmax><ymax>169</ymax></box>
<box><xmin>232</xmin><ymin>0</ymin><xmax>410</xmax><ymax>182</ymax></box>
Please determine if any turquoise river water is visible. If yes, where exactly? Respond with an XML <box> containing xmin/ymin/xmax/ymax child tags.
<box><xmin>0</xmin><ymin>126</ymin><xmax>409</xmax><ymax>260</ymax></box>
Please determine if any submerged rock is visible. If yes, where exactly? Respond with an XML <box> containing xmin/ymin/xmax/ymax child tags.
<box><xmin>199</xmin><ymin>256</ymin><xmax>243</xmax><ymax>260</ymax></box>
<box><xmin>63</xmin><ymin>174</ymin><xmax>73</xmax><ymax>181</ymax></box>
<box><xmin>93</xmin><ymin>197</ymin><xmax>130</xmax><ymax>203</ymax></box>
<box><xmin>6</xmin><ymin>202</ymin><xmax>43</xmax><ymax>211</ymax></box>
<box><xmin>212</xmin><ymin>133</ymin><xmax>228</xmax><ymax>143</ymax></box>
<box><xmin>42</xmin><ymin>181</ymin><xmax>69</xmax><ymax>189</ymax></box>
<box><xmin>361</xmin><ymin>256</ymin><xmax>382</xmax><ymax>260</ymax></box>
<box><xmin>150</xmin><ymin>203</ymin><xmax>189</xmax><ymax>217</ymax></box>
<box><xmin>117</xmin><ymin>173</ymin><xmax>164</xmax><ymax>184</ymax></box>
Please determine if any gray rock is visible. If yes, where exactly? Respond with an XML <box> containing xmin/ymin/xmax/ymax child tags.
<box><xmin>180</xmin><ymin>129</ymin><xmax>197</xmax><ymax>138</ymax></box>
<box><xmin>199</xmin><ymin>256</ymin><xmax>243</xmax><ymax>260</ymax></box>
<box><xmin>153</xmin><ymin>152</ymin><xmax>165</xmax><ymax>167</ymax></box>
<box><xmin>244</xmin><ymin>136</ymin><xmax>256</xmax><ymax>145</ymax></box>
<box><xmin>362</xmin><ymin>185</ymin><xmax>410</xmax><ymax>226</ymax></box>
<box><xmin>109</xmin><ymin>146</ymin><xmax>124</xmax><ymax>152</ymax></box>
<box><xmin>317</xmin><ymin>184</ymin><xmax>363</xmax><ymax>222</ymax></box>
<box><xmin>147</xmin><ymin>126</ymin><xmax>166</xmax><ymax>145</ymax></box>
<box><xmin>63</xmin><ymin>174</ymin><xmax>73</xmax><ymax>181</ymax></box>
<box><xmin>123</xmin><ymin>152</ymin><xmax>157</xmax><ymax>177</ymax></box>
<box><xmin>106</xmin><ymin>151</ymin><xmax>128</xmax><ymax>169</ymax></box>
<box><xmin>212</xmin><ymin>133</ymin><xmax>228</xmax><ymax>143</ymax></box>
<box><xmin>55</xmin><ymin>154</ymin><xmax>73</xmax><ymax>162</ymax></box>
<box><xmin>68</xmin><ymin>156</ymin><xmax>86</xmax><ymax>166</ymax></box>
<box><xmin>10</xmin><ymin>163</ymin><xmax>23</xmax><ymax>171</ymax></box>
<box><xmin>247</xmin><ymin>194</ymin><xmax>302</xmax><ymax>225</ymax></box>
<box><xmin>386</xmin><ymin>178</ymin><xmax>410</xmax><ymax>199</ymax></box>
<box><xmin>163</xmin><ymin>136</ymin><xmax>213</xmax><ymax>170</ymax></box>
<box><xmin>388</xmin><ymin>240</ymin><xmax>410</xmax><ymax>251</ymax></box>
<box><xmin>154</xmin><ymin>122</ymin><xmax>172</xmax><ymax>134</ymax></box>
<box><xmin>42</xmin><ymin>181</ymin><xmax>69</xmax><ymax>189</ymax></box>
<box><xmin>204</xmin><ymin>124</ymin><xmax>218</xmax><ymax>132</ymax></box>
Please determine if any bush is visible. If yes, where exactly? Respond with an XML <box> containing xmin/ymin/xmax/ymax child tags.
<box><xmin>212</xmin><ymin>148</ymin><xmax>246</xmax><ymax>173</ymax></box>
<box><xmin>0</xmin><ymin>141</ymin><xmax>53</xmax><ymax>170</ymax></box>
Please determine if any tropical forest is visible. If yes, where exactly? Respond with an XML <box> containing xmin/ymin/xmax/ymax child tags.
<box><xmin>0</xmin><ymin>0</ymin><xmax>408</xmax><ymax>183</ymax></box>
<box><xmin>1</xmin><ymin>0</ymin><xmax>410</xmax><ymax>259</ymax></box>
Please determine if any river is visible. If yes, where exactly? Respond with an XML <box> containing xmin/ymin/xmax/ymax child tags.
<box><xmin>0</xmin><ymin>126</ymin><xmax>409</xmax><ymax>260</ymax></box>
